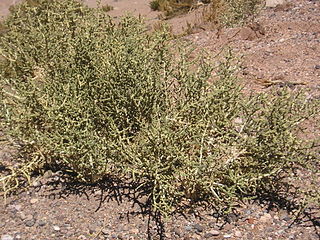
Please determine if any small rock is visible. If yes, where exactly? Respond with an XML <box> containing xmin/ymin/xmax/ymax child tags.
<box><xmin>193</xmin><ymin>223</ymin><xmax>204</xmax><ymax>232</ymax></box>
<box><xmin>204</xmin><ymin>230</ymin><xmax>220</xmax><ymax>238</ymax></box>
<box><xmin>260</xmin><ymin>213</ymin><xmax>272</xmax><ymax>223</ymax></box>
<box><xmin>278</xmin><ymin>210</ymin><xmax>290</xmax><ymax>221</ymax></box>
<box><xmin>226</xmin><ymin>213</ymin><xmax>238</xmax><ymax>223</ymax></box>
<box><xmin>1</xmin><ymin>235</ymin><xmax>14</xmax><ymax>240</ymax></box>
<box><xmin>25</xmin><ymin>219</ymin><xmax>35</xmax><ymax>227</ymax></box>
<box><xmin>190</xmin><ymin>233</ymin><xmax>201</xmax><ymax>239</ymax></box>
<box><xmin>223</xmin><ymin>223</ymin><xmax>232</xmax><ymax>231</ymax></box>
<box><xmin>30</xmin><ymin>198</ymin><xmax>38</xmax><ymax>204</ymax></box>
<box><xmin>185</xmin><ymin>225</ymin><xmax>193</xmax><ymax>231</ymax></box>
<box><xmin>88</xmin><ymin>224</ymin><xmax>98</xmax><ymax>234</ymax></box>
<box><xmin>43</xmin><ymin>170</ymin><xmax>53</xmax><ymax>179</ymax></box>
<box><xmin>12</xmin><ymin>204</ymin><xmax>22</xmax><ymax>211</ymax></box>
<box><xmin>208</xmin><ymin>222</ymin><xmax>216</xmax><ymax>228</ymax></box>
<box><xmin>266</xmin><ymin>0</ymin><xmax>284</xmax><ymax>7</ymax></box>
<box><xmin>25</xmin><ymin>214</ymin><xmax>34</xmax><ymax>221</ymax></box>
<box><xmin>19</xmin><ymin>212</ymin><xmax>27</xmax><ymax>220</ymax></box>
<box><xmin>94</xmin><ymin>190</ymin><xmax>102</xmax><ymax>196</ymax></box>
<box><xmin>38</xmin><ymin>219</ymin><xmax>46</xmax><ymax>227</ymax></box>
<box><xmin>234</xmin><ymin>230</ymin><xmax>242</xmax><ymax>237</ymax></box>
<box><xmin>173</xmin><ymin>227</ymin><xmax>182</xmax><ymax>237</ymax></box>
<box><xmin>130</xmin><ymin>228</ymin><xmax>139</xmax><ymax>235</ymax></box>
<box><xmin>247</xmin><ymin>218</ymin><xmax>255</xmax><ymax>224</ymax></box>
<box><xmin>101</xmin><ymin>229</ymin><xmax>110</xmax><ymax>235</ymax></box>
<box><xmin>53</xmin><ymin>225</ymin><xmax>60</xmax><ymax>231</ymax></box>
<box><xmin>315</xmin><ymin>65</ymin><xmax>320</xmax><ymax>70</ymax></box>
<box><xmin>32</xmin><ymin>181</ymin><xmax>41</xmax><ymax>187</ymax></box>
<box><xmin>224</xmin><ymin>234</ymin><xmax>232</xmax><ymax>238</ymax></box>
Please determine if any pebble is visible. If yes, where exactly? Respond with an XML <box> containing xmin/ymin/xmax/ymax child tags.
<box><xmin>30</xmin><ymin>198</ymin><xmax>39</xmax><ymax>204</ymax></box>
<box><xmin>234</xmin><ymin>230</ymin><xmax>242</xmax><ymax>237</ymax></box>
<box><xmin>190</xmin><ymin>233</ymin><xmax>201</xmax><ymax>239</ymax></box>
<box><xmin>94</xmin><ymin>189</ymin><xmax>102</xmax><ymax>196</ymax></box>
<box><xmin>88</xmin><ymin>223</ymin><xmax>99</xmax><ymax>234</ymax></box>
<box><xmin>101</xmin><ymin>229</ymin><xmax>110</xmax><ymax>236</ymax></box>
<box><xmin>185</xmin><ymin>225</ymin><xmax>193</xmax><ymax>231</ymax></box>
<box><xmin>1</xmin><ymin>235</ymin><xmax>14</xmax><ymax>240</ymax></box>
<box><xmin>38</xmin><ymin>219</ymin><xmax>46</xmax><ymax>227</ymax></box>
<box><xmin>260</xmin><ymin>213</ymin><xmax>273</xmax><ymax>223</ymax></box>
<box><xmin>226</xmin><ymin>213</ymin><xmax>238</xmax><ymax>223</ymax></box>
<box><xmin>173</xmin><ymin>227</ymin><xmax>182</xmax><ymax>237</ymax></box>
<box><xmin>130</xmin><ymin>228</ymin><xmax>139</xmax><ymax>235</ymax></box>
<box><xmin>193</xmin><ymin>223</ymin><xmax>204</xmax><ymax>232</ymax></box>
<box><xmin>247</xmin><ymin>218</ymin><xmax>255</xmax><ymax>224</ymax></box>
<box><xmin>43</xmin><ymin>170</ymin><xmax>54</xmax><ymax>179</ymax></box>
<box><xmin>224</xmin><ymin>234</ymin><xmax>232</xmax><ymax>238</ymax></box>
<box><xmin>12</xmin><ymin>205</ymin><xmax>22</xmax><ymax>211</ymax></box>
<box><xmin>53</xmin><ymin>225</ymin><xmax>60</xmax><ymax>231</ymax></box>
<box><xmin>25</xmin><ymin>219</ymin><xmax>35</xmax><ymax>227</ymax></box>
<box><xmin>18</xmin><ymin>212</ymin><xmax>27</xmax><ymax>221</ymax></box>
<box><xmin>32</xmin><ymin>181</ymin><xmax>41</xmax><ymax>187</ymax></box>
<box><xmin>204</xmin><ymin>230</ymin><xmax>220</xmax><ymax>238</ymax></box>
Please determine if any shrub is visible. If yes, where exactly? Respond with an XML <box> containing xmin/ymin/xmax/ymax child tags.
<box><xmin>149</xmin><ymin>0</ymin><xmax>263</xmax><ymax>26</ymax></box>
<box><xmin>0</xmin><ymin>0</ymin><xmax>319</xmax><ymax>217</ymax></box>
<box><xmin>203</xmin><ymin>0</ymin><xmax>263</xmax><ymax>26</ymax></box>
<box><xmin>149</xmin><ymin>0</ymin><xmax>197</xmax><ymax>18</ymax></box>
<box><xmin>102</xmin><ymin>4</ymin><xmax>114</xmax><ymax>12</ymax></box>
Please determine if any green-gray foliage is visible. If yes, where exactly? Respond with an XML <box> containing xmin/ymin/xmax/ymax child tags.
<box><xmin>0</xmin><ymin>0</ymin><xmax>319</xmax><ymax>217</ymax></box>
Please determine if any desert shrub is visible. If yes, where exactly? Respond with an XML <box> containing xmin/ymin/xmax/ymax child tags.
<box><xmin>150</xmin><ymin>0</ymin><xmax>263</xmax><ymax>26</ymax></box>
<box><xmin>101</xmin><ymin>4</ymin><xmax>114</xmax><ymax>12</ymax></box>
<box><xmin>0</xmin><ymin>0</ymin><xmax>319</xmax><ymax>216</ymax></box>
<box><xmin>150</xmin><ymin>0</ymin><xmax>197</xmax><ymax>17</ymax></box>
<box><xmin>203</xmin><ymin>0</ymin><xmax>263</xmax><ymax>26</ymax></box>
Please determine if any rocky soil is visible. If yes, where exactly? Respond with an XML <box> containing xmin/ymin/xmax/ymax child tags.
<box><xmin>1</xmin><ymin>0</ymin><xmax>320</xmax><ymax>239</ymax></box>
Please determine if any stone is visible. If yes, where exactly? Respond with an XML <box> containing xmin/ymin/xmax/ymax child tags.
<box><xmin>266</xmin><ymin>0</ymin><xmax>284</xmax><ymax>7</ymax></box>
<box><xmin>101</xmin><ymin>229</ymin><xmax>110</xmax><ymax>236</ymax></box>
<box><xmin>193</xmin><ymin>223</ymin><xmax>204</xmax><ymax>232</ymax></box>
<box><xmin>234</xmin><ymin>230</ymin><xmax>242</xmax><ymax>237</ymax></box>
<box><xmin>88</xmin><ymin>224</ymin><xmax>98</xmax><ymax>234</ymax></box>
<box><xmin>260</xmin><ymin>213</ymin><xmax>273</xmax><ymax>223</ymax></box>
<box><xmin>43</xmin><ymin>170</ymin><xmax>54</xmax><ymax>179</ymax></box>
<box><xmin>38</xmin><ymin>219</ymin><xmax>46</xmax><ymax>227</ymax></box>
<box><xmin>32</xmin><ymin>181</ymin><xmax>41</xmax><ymax>187</ymax></box>
<box><xmin>173</xmin><ymin>227</ymin><xmax>182</xmax><ymax>237</ymax></box>
<box><xmin>130</xmin><ymin>228</ymin><xmax>139</xmax><ymax>235</ymax></box>
<box><xmin>185</xmin><ymin>225</ymin><xmax>193</xmax><ymax>231</ymax></box>
<box><xmin>25</xmin><ymin>219</ymin><xmax>35</xmax><ymax>227</ymax></box>
<box><xmin>94</xmin><ymin>190</ymin><xmax>102</xmax><ymax>196</ymax></box>
<box><xmin>19</xmin><ymin>212</ymin><xmax>27</xmax><ymax>220</ymax></box>
<box><xmin>204</xmin><ymin>230</ymin><xmax>220</xmax><ymax>238</ymax></box>
<box><xmin>30</xmin><ymin>198</ymin><xmax>38</xmax><ymax>204</ymax></box>
<box><xmin>53</xmin><ymin>225</ymin><xmax>60</xmax><ymax>231</ymax></box>
<box><xmin>12</xmin><ymin>204</ymin><xmax>22</xmax><ymax>211</ymax></box>
<box><xmin>247</xmin><ymin>218</ymin><xmax>255</xmax><ymax>224</ymax></box>
<box><xmin>190</xmin><ymin>233</ymin><xmax>201</xmax><ymax>239</ymax></box>
<box><xmin>223</xmin><ymin>234</ymin><xmax>232</xmax><ymax>238</ymax></box>
<box><xmin>1</xmin><ymin>235</ymin><xmax>14</xmax><ymax>240</ymax></box>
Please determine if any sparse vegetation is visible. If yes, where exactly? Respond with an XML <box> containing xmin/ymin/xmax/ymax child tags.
<box><xmin>150</xmin><ymin>0</ymin><xmax>263</xmax><ymax>26</ymax></box>
<box><xmin>0</xmin><ymin>0</ymin><xmax>319</xmax><ymax>217</ymax></box>
<box><xmin>102</xmin><ymin>4</ymin><xmax>114</xmax><ymax>12</ymax></box>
